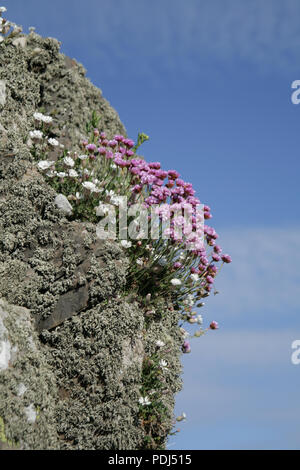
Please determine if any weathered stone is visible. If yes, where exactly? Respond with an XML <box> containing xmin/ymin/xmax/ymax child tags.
<box><xmin>0</xmin><ymin>299</ymin><xmax>58</xmax><ymax>450</ymax></box>
<box><xmin>0</xmin><ymin>29</ymin><xmax>183</xmax><ymax>450</ymax></box>
<box><xmin>54</xmin><ymin>194</ymin><xmax>73</xmax><ymax>216</ymax></box>
<box><xmin>0</xmin><ymin>80</ymin><xmax>6</xmax><ymax>107</ymax></box>
<box><xmin>12</xmin><ymin>37</ymin><xmax>27</xmax><ymax>48</ymax></box>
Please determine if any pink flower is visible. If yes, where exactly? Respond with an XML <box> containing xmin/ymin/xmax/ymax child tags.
<box><xmin>182</xmin><ymin>340</ymin><xmax>191</xmax><ymax>354</ymax></box>
<box><xmin>222</xmin><ymin>254</ymin><xmax>232</xmax><ymax>264</ymax></box>
<box><xmin>149</xmin><ymin>162</ymin><xmax>161</xmax><ymax>170</ymax></box>
<box><xmin>86</xmin><ymin>143</ymin><xmax>97</xmax><ymax>153</ymax></box>
<box><xmin>108</xmin><ymin>140</ymin><xmax>118</xmax><ymax>148</ymax></box>
<box><xmin>123</xmin><ymin>138</ymin><xmax>135</xmax><ymax>148</ymax></box>
<box><xmin>206</xmin><ymin>275</ymin><xmax>214</xmax><ymax>284</ymax></box>
<box><xmin>114</xmin><ymin>135</ymin><xmax>125</xmax><ymax>142</ymax></box>
<box><xmin>174</xmin><ymin>262</ymin><xmax>183</xmax><ymax>269</ymax></box>
<box><xmin>210</xmin><ymin>321</ymin><xmax>219</xmax><ymax>330</ymax></box>
<box><xmin>168</xmin><ymin>170</ymin><xmax>180</xmax><ymax>180</ymax></box>
<box><xmin>98</xmin><ymin>147</ymin><xmax>107</xmax><ymax>155</ymax></box>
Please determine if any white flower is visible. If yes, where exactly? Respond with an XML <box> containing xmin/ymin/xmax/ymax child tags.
<box><xmin>0</xmin><ymin>7</ymin><xmax>7</xmax><ymax>13</ymax></box>
<box><xmin>136</xmin><ymin>258</ymin><xmax>144</xmax><ymax>266</ymax></box>
<box><xmin>76</xmin><ymin>192</ymin><xmax>83</xmax><ymax>200</ymax></box>
<box><xmin>159</xmin><ymin>359</ymin><xmax>168</xmax><ymax>370</ymax></box>
<box><xmin>48</xmin><ymin>138</ymin><xmax>59</xmax><ymax>147</ymax></box>
<box><xmin>29</xmin><ymin>130</ymin><xmax>43</xmax><ymax>140</ymax></box>
<box><xmin>190</xmin><ymin>273</ymin><xmax>199</xmax><ymax>282</ymax></box>
<box><xmin>197</xmin><ymin>314</ymin><xmax>203</xmax><ymax>326</ymax></box>
<box><xmin>111</xmin><ymin>195</ymin><xmax>126</xmax><ymax>207</ymax></box>
<box><xmin>156</xmin><ymin>340</ymin><xmax>165</xmax><ymax>348</ymax></box>
<box><xmin>46</xmin><ymin>170</ymin><xmax>55</xmax><ymax>178</ymax></box>
<box><xmin>37</xmin><ymin>160</ymin><xmax>54</xmax><ymax>171</ymax></box>
<box><xmin>57</xmin><ymin>172</ymin><xmax>67</xmax><ymax>178</ymax></box>
<box><xmin>139</xmin><ymin>396</ymin><xmax>151</xmax><ymax>406</ymax></box>
<box><xmin>78</xmin><ymin>154</ymin><xmax>88</xmax><ymax>160</ymax></box>
<box><xmin>95</xmin><ymin>204</ymin><xmax>109</xmax><ymax>216</ymax></box>
<box><xmin>183</xmin><ymin>294</ymin><xmax>194</xmax><ymax>308</ymax></box>
<box><xmin>171</xmin><ymin>278</ymin><xmax>182</xmax><ymax>286</ymax></box>
<box><xmin>63</xmin><ymin>156</ymin><xmax>75</xmax><ymax>168</ymax></box>
<box><xmin>82</xmin><ymin>181</ymin><xmax>96</xmax><ymax>192</ymax></box>
<box><xmin>93</xmin><ymin>187</ymin><xmax>101</xmax><ymax>193</ymax></box>
<box><xmin>111</xmin><ymin>163</ymin><xmax>117</xmax><ymax>170</ymax></box>
<box><xmin>68</xmin><ymin>169</ymin><xmax>78</xmax><ymax>178</ymax></box>
<box><xmin>33</xmin><ymin>112</ymin><xmax>43</xmax><ymax>121</ymax></box>
<box><xmin>105</xmin><ymin>190</ymin><xmax>115</xmax><ymax>197</ymax></box>
<box><xmin>34</xmin><ymin>112</ymin><xmax>52</xmax><ymax>123</ymax></box>
<box><xmin>120</xmin><ymin>240</ymin><xmax>132</xmax><ymax>249</ymax></box>
<box><xmin>42</xmin><ymin>115</ymin><xmax>53</xmax><ymax>124</ymax></box>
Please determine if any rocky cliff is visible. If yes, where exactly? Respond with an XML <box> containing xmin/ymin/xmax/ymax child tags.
<box><xmin>0</xmin><ymin>31</ymin><xmax>182</xmax><ymax>450</ymax></box>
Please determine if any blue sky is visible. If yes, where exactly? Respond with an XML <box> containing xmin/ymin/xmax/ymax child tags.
<box><xmin>5</xmin><ymin>0</ymin><xmax>300</xmax><ymax>449</ymax></box>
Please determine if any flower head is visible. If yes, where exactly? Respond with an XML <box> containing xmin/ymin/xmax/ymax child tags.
<box><xmin>63</xmin><ymin>156</ymin><xmax>75</xmax><ymax>168</ymax></box>
<box><xmin>182</xmin><ymin>340</ymin><xmax>191</xmax><ymax>354</ymax></box>
<box><xmin>120</xmin><ymin>240</ymin><xmax>132</xmax><ymax>249</ymax></box>
<box><xmin>48</xmin><ymin>138</ymin><xmax>59</xmax><ymax>147</ymax></box>
<box><xmin>210</xmin><ymin>321</ymin><xmax>219</xmax><ymax>330</ymax></box>
<box><xmin>82</xmin><ymin>181</ymin><xmax>96</xmax><ymax>192</ymax></box>
<box><xmin>69</xmin><ymin>169</ymin><xmax>78</xmax><ymax>178</ymax></box>
<box><xmin>171</xmin><ymin>278</ymin><xmax>182</xmax><ymax>286</ymax></box>
<box><xmin>34</xmin><ymin>112</ymin><xmax>53</xmax><ymax>124</ymax></box>
<box><xmin>29</xmin><ymin>130</ymin><xmax>43</xmax><ymax>140</ymax></box>
<box><xmin>222</xmin><ymin>254</ymin><xmax>232</xmax><ymax>264</ymax></box>
<box><xmin>37</xmin><ymin>160</ymin><xmax>54</xmax><ymax>171</ymax></box>
<box><xmin>139</xmin><ymin>396</ymin><xmax>151</xmax><ymax>406</ymax></box>
<box><xmin>159</xmin><ymin>359</ymin><xmax>168</xmax><ymax>370</ymax></box>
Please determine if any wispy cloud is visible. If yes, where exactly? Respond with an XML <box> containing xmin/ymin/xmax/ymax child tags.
<box><xmin>204</xmin><ymin>226</ymin><xmax>300</xmax><ymax>321</ymax></box>
<box><xmin>172</xmin><ymin>225</ymin><xmax>300</xmax><ymax>448</ymax></box>
<box><xmin>8</xmin><ymin>0</ymin><xmax>300</xmax><ymax>78</ymax></box>
<box><xmin>174</xmin><ymin>328</ymin><xmax>300</xmax><ymax>449</ymax></box>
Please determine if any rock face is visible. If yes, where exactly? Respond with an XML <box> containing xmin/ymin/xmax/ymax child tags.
<box><xmin>0</xmin><ymin>32</ymin><xmax>182</xmax><ymax>449</ymax></box>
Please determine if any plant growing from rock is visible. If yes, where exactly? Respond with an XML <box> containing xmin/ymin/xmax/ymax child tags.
<box><xmin>29</xmin><ymin>109</ymin><xmax>232</xmax><ymax>353</ymax></box>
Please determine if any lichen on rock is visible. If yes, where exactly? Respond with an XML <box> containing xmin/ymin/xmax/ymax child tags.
<box><xmin>0</xmin><ymin>29</ymin><xmax>182</xmax><ymax>450</ymax></box>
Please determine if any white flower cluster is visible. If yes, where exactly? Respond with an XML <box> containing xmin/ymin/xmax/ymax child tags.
<box><xmin>0</xmin><ymin>6</ymin><xmax>22</xmax><ymax>42</ymax></box>
<box><xmin>183</xmin><ymin>294</ymin><xmax>194</xmax><ymax>308</ymax></box>
<box><xmin>34</xmin><ymin>112</ymin><xmax>53</xmax><ymax>124</ymax></box>
<box><xmin>29</xmin><ymin>130</ymin><xmax>43</xmax><ymax>141</ymax></box>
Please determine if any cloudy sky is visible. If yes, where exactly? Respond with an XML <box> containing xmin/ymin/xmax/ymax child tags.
<box><xmin>5</xmin><ymin>0</ymin><xmax>300</xmax><ymax>449</ymax></box>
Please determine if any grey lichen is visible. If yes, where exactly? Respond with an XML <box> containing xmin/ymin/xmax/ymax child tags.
<box><xmin>0</xmin><ymin>30</ymin><xmax>183</xmax><ymax>450</ymax></box>
<box><xmin>0</xmin><ymin>299</ymin><xmax>58</xmax><ymax>450</ymax></box>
